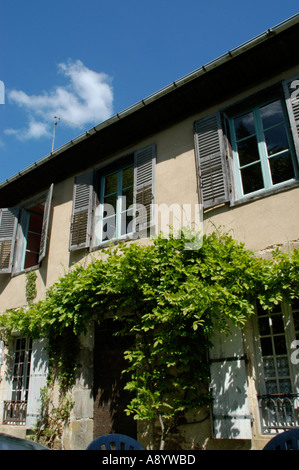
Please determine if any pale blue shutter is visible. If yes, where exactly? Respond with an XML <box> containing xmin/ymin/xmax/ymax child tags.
<box><xmin>39</xmin><ymin>184</ymin><xmax>53</xmax><ymax>263</ymax></box>
<box><xmin>133</xmin><ymin>144</ymin><xmax>156</xmax><ymax>233</ymax></box>
<box><xmin>209</xmin><ymin>323</ymin><xmax>252</xmax><ymax>439</ymax></box>
<box><xmin>70</xmin><ymin>171</ymin><xmax>94</xmax><ymax>251</ymax></box>
<box><xmin>26</xmin><ymin>338</ymin><xmax>48</xmax><ymax>430</ymax></box>
<box><xmin>0</xmin><ymin>208</ymin><xmax>18</xmax><ymax>273</ymax></box>
<box><xmin>283</xmin><ymin>75</ymin><xmax>299</xmax><ymax>165</ymax></box>
<box><xmin>194</xmin><ymin>113</ymin><xmax>229</xmax><ymax>209</ymax></box>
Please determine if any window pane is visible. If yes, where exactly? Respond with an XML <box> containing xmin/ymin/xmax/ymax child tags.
<box><xmin>260</xmin><ymin>100</ymin><xmax>284</xmax><ymax>129</ymax></box>
<box><xmin>263</xmin><ymin>358</ymin><xmax>275</xmax><ymax>377</ymax></box>
<box><xmin>24</xmin><ymin>251</ymin><xmax>39</xmax><ymax>269</ymax></box>
<box><xmin>292</xmin><ymin>311</ymin><xmax>299</xmax><ymax>330</ymax></box>
<box><xmin>104</xmin><ymin>193</ymin><xmax>117</xmax><ymax>213</ymax></box>
<box><xmin>122</xmin><ymin>167</ymin><xmax>133</xmax><ymax>189</ymax></box>
<box><xmin>279</xmin><ymin>379</ymin><xmax>292</xmax><ymax>394</ymax></box>
<box><xmin>266</xmin><ymin>380</ymin><xmax>278</xmax><ymax>394</ymax></box>
<box><xmin>122</xmin><ymin>187</ymin><xmax>133</xmax><ymax>210</ymax></box>
<box><xmin>28</xmin><ymin>211</ymin><xmax>43</xmax><ymax>233</ymax></box>
<box><xmin>26</xmin><ymin>232</ymin><xmax>42</xmax><ymax>252</ymax></box>
<box><xmin>276</xmin><ymin>357</ymin><xmax>290</xmax><ymax>377</ymax></box>
<box><xmin>237</xmin><ymin>135</ymin><xmax>260</xmax><ymax>166</ymax></box>
<box><xmin>265</xmin><ymin>125</ymin><xmax>289</xmax><ymax>156</ymax></box>
<box><xmin>258</xmin><ymin>317</ymin><xmax>271</xmax><ymax>335</ymax></box>
<box><xmin>271</xmin><ymin>315</ymin><xmax>284</xmax><ymax>334</ymax></box>
<box><xmin>241</xmin><ymin>163</ymin><xmax>264</xmax><ymax>194</ymax></box>
<box><xmin>234</xmin><ymin>112</ymin><xmax>255</xmax><ymax>139</ymax></box>
<box><xmin>104</xmin><ymin>173</ymin><xmax>118</xmax><ymax>195</ymax></box>
<box><xmin>261</xmin><ymin>337</ymin><xmax>273</xmax><ymax>356</ymax></box>
<box><xmin>269</xmin><ymin>152</ymin><xmax>295</xmax><ymax>185</ymax></box>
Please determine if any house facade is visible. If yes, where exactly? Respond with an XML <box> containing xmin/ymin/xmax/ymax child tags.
<box><xmin>0</xmin><ymin>14</ymin><xmax>299</xmax><ymax>450</ymax></box>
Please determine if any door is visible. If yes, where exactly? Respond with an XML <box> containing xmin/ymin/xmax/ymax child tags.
<box><xmin>93</xmin><ymin>319</ymin><xmax>136</xmax><ymax>438</ymax></box>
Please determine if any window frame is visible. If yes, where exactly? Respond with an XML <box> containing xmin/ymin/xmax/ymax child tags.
<box><xmin>97</xmin><ymin>163</ymin><xmax>134</xmax><ymax>245</ymax></box>
<box><xmin>0</xmin><ymin>184</ymin><xmax>53</xmax><ymax>276</ymax></box>
<box><xmin>229</xmin><ymin>97</ymin><xmax>299</xmax><ymax>200</ymax></box>
<box><xmin>11</xmin><ymin>337</ymin><xmax>32</xmax><ymax>403</ymax></box>
<box><xmin>253</xmin><ymin>301</ymin><xmax>299</xmax><ymax>397</ymax></box>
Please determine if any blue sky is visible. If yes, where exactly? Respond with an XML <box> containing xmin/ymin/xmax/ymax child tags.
<box><xmin>1</xmin><ymin>1</ymin><xmax>299</xmax><ymax>184</ymax></box>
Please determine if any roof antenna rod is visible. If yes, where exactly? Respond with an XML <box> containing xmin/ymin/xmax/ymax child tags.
<box><xmin>52</xmin><ymin>115</ymin><xmax>82</xmax><ymax>152</ymax></box>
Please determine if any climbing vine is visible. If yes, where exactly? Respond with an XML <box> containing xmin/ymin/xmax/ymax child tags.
<box><xmin>0</xmin><ymin>231</ymin><xmax>298</xmax><ymax>449</ymax></box>
<box><xmin>26</xmin><ymin>271</ymin><xmax>37</xmax><ymax>305</ymax></box>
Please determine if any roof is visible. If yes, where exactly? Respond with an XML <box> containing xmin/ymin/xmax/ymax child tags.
<box><xmin>1</xmin><ymin>13</ymin><xmax>299</xmax><ymax>207</ymax></box>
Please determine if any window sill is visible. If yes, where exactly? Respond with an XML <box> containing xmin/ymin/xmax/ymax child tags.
<box><xmin>11</xmin><ymin>264</ymin><xmax>40</xmax><ymax>278</ymax></box>
<box><xmin>230</xmin><ymin>180</ymin><xmax>299</xmax><ymax>207</ymax></box>
<box><xmin>90</xmin><ymin>226</ymin><xmax>154</xmax><ymax>252</ymax></box>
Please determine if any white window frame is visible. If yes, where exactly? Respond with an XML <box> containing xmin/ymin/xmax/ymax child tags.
<box><xmin>97</xmin><ymin>164</ymin><xmax>134</xmax><ymax>245</ymax></box>
<box><xmin>229</xmin><ymin>98</ymin><xmax>299</xmax><ymax>199</ymax></box>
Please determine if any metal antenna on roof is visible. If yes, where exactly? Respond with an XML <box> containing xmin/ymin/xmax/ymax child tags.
<box><xmin>51</xmin><ymin>115</ymin><xmax>82</xmax><ymax>152</ymax></box>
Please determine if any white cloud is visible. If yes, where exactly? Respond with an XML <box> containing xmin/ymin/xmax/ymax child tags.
<box><xmin>5</xmin><ymin>119</ymin><xmax>50</xmax><ymax>140</ymax></box>
<box><xmin>6</xmin><ymin>59</ymin><xmax>114</xmax><ymax>140</ymax></box>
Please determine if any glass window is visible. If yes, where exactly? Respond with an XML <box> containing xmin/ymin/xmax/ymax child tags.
<box><xmin>23</xmin><ymin>204</ymin><xmax>44</xmax><ymax>270</ymax></box>
<box><xmin>11</xmin><ymin>337</ymin><xmax>32</xmax><ymax>403</ymax></box>
<box><xmin>231</xmin><ymin>99</ymin><xmax>298</xmax><ymax>197</ymax></box>
<box><xmin>257</xmin><ymin>304</ymin><xmax>292</xmax><ymax>395</ymax></box>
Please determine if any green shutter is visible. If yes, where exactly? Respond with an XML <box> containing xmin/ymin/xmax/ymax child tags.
<box><xmin>38</xmin><ymin>184</ymin><xmax>53</xmax><ymax>263</ymax></box>
<box><xmin>194</xmin><ymin>113</ymin><xmax>229</xmax><ymax>208</ymax></box>
<box><xmin>134</xmin><ymin>144</ymin><xmax>156</xmax><ymax>232</ymax></box>
<box><xmin>0</xmin><ymin>208</ymin><xmax>18</xmax><ymax>273</ymax></box>
<box><xmin>70</xmin><ymin>171</ymin><xmax>94</xmax><ymax>251</ymax></box>
<box><xmin>283</xmin><ymin>76</ymin><xmax>299</xmax><ymax>165</ymax></box>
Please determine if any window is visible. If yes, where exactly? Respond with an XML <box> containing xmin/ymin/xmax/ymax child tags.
<box><xmin>99</xmin><ymin>165</ymin><xmax>134</xmax><ymax>244</ymax></box>
<box><xmin>11</xmin><ymin>337</ymin><xmax>32</xmax><ymax>402</ymax></box>
<box><xmin>22</xmin><ymin>204</ymin><xmax>46</xmax><ymax>270</ymax></box>
<box><xmin>69</xmin><ymin>144</ymin><xmax>156</xmax><ymax>251</ymax></box>
<box><xmin>194</xmin><ymin>76</ymin><xmax>299</xmax><ymax>209</ymax></box>
<box><xmin>230</xmin><ymin>99</ymin><xmax>298</xmax><ymax>197</ymax></box>
<box><xmin>3</xmin><ymin>337</ymin><xmax>32</xmax><ymax>425</ymax></box>
<box><xmin>0</xmin><ymin>184</ymin><xmax>53</xmax><ymax>275</ymax></box>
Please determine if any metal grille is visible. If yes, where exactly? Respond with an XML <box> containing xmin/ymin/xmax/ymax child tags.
<box><xmin>258</xmin><ymin>393</ymin><xmax>299</xmax><ymax>434</ymax></box>
<box><xmin>3</xmin><ymin>401</ymin><xmax>27</xmax><ymax>425</ymax></box>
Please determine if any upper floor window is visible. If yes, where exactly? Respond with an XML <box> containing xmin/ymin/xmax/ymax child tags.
<box><xmin>230</xmin><ymin>99</ymin><xmax>298</xmax><ymax>197</ymax></box>
<box><xmin>194</xmin><ymin>76</ymin><xmax>299</xmax><ymax>209</ymax></box>
<box><xmin>99</xmin><ymin>165</ymin><xmax>134</xmax><ymax>244</ymax></box>
<box><xmin>0</xmin><ymin>184</ymin><xmax>53</xmax><ymax>275</ymax></box>
<box><xmin>69</xmin><ymin>144</ymin><xmax>155</xmax><ymax>251</ymax></box>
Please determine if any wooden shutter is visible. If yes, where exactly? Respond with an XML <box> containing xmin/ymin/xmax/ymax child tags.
<box><xmin>134</xmin><ymin>144</ymin><xmax>156</xmax><ymax>231</ymax></box>
<box><xmin>38</xmin><ymin>184</ymin><xmax>53</xmax><ymax>263</ymax></box>
<box><xmin>209</xmin><ymin>323</ymin><xmax>252</xmax><ymax>439</ymax></box>
<box><xmin>0</xmin><ymin>208</ymin><xmax>18</xmax><ymax>274</ymax></box>
<box><xmin>194</xmin><ymin>113</ymin><xmax>229</xmax><ymax>209</ymax></box>
<box><xmin>26</xmin><ymin>338</ymin><xmax>48</xmax><ymax>430</ymax></box>
<box><xmin>283</xmin><ymin>76</ymin><xmax>299</xmax><ymax>164</ymax></box>
<box><xmin>70</xmin><ymin>171</ymin><xmax>94</xmax><ymax>251</ymax></box>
